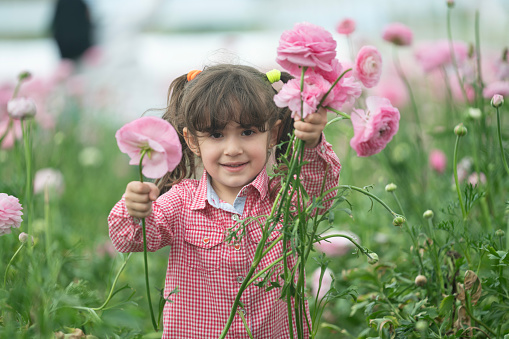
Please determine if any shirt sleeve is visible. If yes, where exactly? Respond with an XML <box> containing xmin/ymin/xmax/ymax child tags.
<box><xmin>300</xmin><ymin>133</ymin><xmax>341</xmax><ymax>210</ymax></box>
<box><xmin>108</xmin><ymin>186</ymin><xmax>183</xmax><ymax>253</ymax></box>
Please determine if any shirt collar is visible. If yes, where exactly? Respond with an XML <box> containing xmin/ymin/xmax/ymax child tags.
<box><xmin>190</xmin><ymin>167</ymin><xmax>269</xmax><ymax>211</ymax></box>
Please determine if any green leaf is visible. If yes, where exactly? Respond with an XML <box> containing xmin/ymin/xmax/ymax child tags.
<box><xmin>439</xmin><ymin>295</ymin><xmax>454</xmax><ymax>316</ymax></box>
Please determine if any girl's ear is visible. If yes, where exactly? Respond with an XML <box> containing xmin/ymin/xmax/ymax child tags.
<box><xmin>269</xmin><ymin>119</ymin><xmax>282</xmax><ymax>148</ymax></box>
<box><xmin>183</xmin><ymin>127</ymin><xmax>201</xmax><ymax>156</ymax></box>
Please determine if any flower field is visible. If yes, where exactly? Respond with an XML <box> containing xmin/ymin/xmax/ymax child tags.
<box><xmin>1</xmin><ymin>2</ymin><xmax>509</xmax><ymax>338</ymax></box>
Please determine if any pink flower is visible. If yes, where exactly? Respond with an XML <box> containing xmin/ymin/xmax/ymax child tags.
<box><xmin>7</xmin><ymin>97</ymin><xmax>37</xmax><ymax>119</ymax></box>
<box><xmin>429</xmin><ymin>149</ymin><xmax>447</xmax><ymax>174</ymax></box>
<box><xmin>115</xmin><ymin>116</ymin><xmax>182</xmax><ymax>178</ymax></box>
<box><xmin>491</xmin><ymin>94</ymin><xmax>504</xmax><ymax>107</ymax></box>
<box><xmin>314</xmin><ymin>59</ymin><xmax>362</xmax><ymax>110</ymax></box>
<box><xmin>276</xmin><ymin>22</ymin><xmax>337</xmax><ymax>76</ymax></box>
<box><xmin>336</xmin><ymin>18</ymin><xmax>356</xmax><ymax>35</ymax></box>
<box><xmin>311</xmin><ymin>267</ymin><xmax>334</xmax><ymax>299</ymax></box>
<box><xmin>468</xmin><ymin>172</ymin><xmax>486</xmax><ymax>186</ymax></box>
<box><xmin>315</xmin><ymin>230</ymin><xmax>358</xmax><ymax>257</ymax></box>
<box><xmin>350</xmin><ymin>96</ymin><xmax>400</xmax><ymax>157</ymax></box>
<box><xmin>483</xmin><ymin>81</ymin><xmax>509</xmax><ymax>99</ymax></box>
<box><xmin>382</xmin><ymin>23</ymin><xmax>413</xmax><ymax>46</ymax></box>
<box><xmin>0</xmin><ymin>193</ymin><xmax>23</xmax><ymax>236</ymax></box>
<box><xmin>33</xmin><ymin>168</ymin><xmax>65</xmax><ymax>195</ymax></box>
<box><xmin>274</xmin><ymin>73</ymin><xmax>330</xmax><ymax>120</ymax></box>
<box><xmin>456</xmin><ymin>157</ymin><xmax>473</xmax><ymax>183</ymax></box>
<box><xmin>415</xmin><ymin>40</ymin><xmax>468</xmax><ymax>73</ymax></box>
<box><xmin>354</xmin><ymin>46</ymin><xmax>383</xmax><ymax>88</ymax></box>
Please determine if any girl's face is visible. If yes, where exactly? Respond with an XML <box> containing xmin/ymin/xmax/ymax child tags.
<box><xmin>184</xmin><ymin>121</ymin><xmax>280</xmax><ymax>203</ymax></box>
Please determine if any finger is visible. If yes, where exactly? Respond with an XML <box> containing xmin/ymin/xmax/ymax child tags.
<box><xmin>127</xmin><ymin>202</ymin><xmax>153</xmax><ymax>216</ymax></box>
<box><xmin>127</xmin><ymin>181</ymin><xmax>152</xmax><ymax>194</ymax></box>
<box><xmin>146</xmin><ymin>182</ymin><xmax>160</xmax><ymax>201</ymax></box>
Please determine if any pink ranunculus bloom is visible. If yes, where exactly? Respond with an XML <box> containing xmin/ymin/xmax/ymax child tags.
<box><xmin>311</xmin><ymin>267</ymin><xmax>334</xmax><ymax>300</ymax></box>
<box><xmin>429</xmin><ymin>149</ymin><xmax>447</xmax><ymax>174</ymax></box>
<box><xmin>115</xmin><ymin>116</ymin><xmax>182</xmax><ymax>179</ymax></box>
<box><xmin>414</xmin><ymin>40</ymin><xmax>468</xmax><ymax>73</ymax></box>
<box><xmin>468</xmin><ymin>172</ymin><xmax>487</xmax><ymax>186</ymax></box>
<box><xmin>314</xmin><ymin>59</ymin><xmax>362</xmax><ymax>110</ymax></box>
<box><xmin>354</xmin><ymin>46</ymin><xmax>383</xmax><ymax>88</ymax></box>
<box><xmin>33</xmin><ymin>168</ymin><xmax>65</xmax><ymax>195</ymax></box>
<box><xmin>274</xmin><ymin>73</ymin><xmax>330</xmax><ymax>120</ymax></box>
<box><xmin>492</xmin><ymin>94</ymin><xmax>504</xmax><ymax>107</ymax></box>
<box><xmin>0</xmin><ymin>193</ymin><xmax>23</xmax><ymax>236</ymax></box>
<box><xmin>315</xmin><ymin>230</ymin><xmax>358</xmax><ymax>257</ymax></box>
<box><xmin>276</xmin><ymin>22</ymin><xmax>337</xmax><ymax>76</ymax></box>
<box><xmin>7</xmin><ymin>97</ymin><xmax>37</xmax><ymax>119</ymax></box>
<box><xmin>350</xmin><ymin>96</ymin><xmax>400</xmax><ymax>157</ymax></box>
<box><xmin>483</xmin><ymin>81</ymin><xmax>509</xmax><ymax>99</ymax></box>
<box><xmin>382</xmin><ymin>22</ymin><xmax>413</xmax><ymax>46</ymax></box>
<box><xmin>336</xmin><ymin>18</ymin><xmax>356</xmax><ymax>35</ymax></box>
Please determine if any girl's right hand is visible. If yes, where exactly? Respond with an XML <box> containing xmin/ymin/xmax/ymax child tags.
<box><xmin>125</xmin><ymin>181</ymin><xmax>160</xmax><ymax>218</ymax></box>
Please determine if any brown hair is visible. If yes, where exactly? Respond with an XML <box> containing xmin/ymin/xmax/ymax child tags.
<box><xmin>155</xmin><ymin>64</ymin><xmax>294</xmax><ymax>195</ymax></box>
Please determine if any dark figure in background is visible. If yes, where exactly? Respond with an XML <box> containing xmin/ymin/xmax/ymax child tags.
<box><xmin>50</xmin><ymin>0</ymin><xmax>93</xmax><ymax>61</ymax></box>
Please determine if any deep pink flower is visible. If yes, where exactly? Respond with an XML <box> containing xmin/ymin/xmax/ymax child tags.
<box><xmin>350</xmin><ymin>96</ymin><xmax>400</xmax><ymax>157</ymax></box>
<box><xmin>336</xmin><ymin>18</ymin><xmax>356</xmax><ymax>35</ymax></box>
<box><xmin>115</xmin><ymin>116</ymin><xmax>182</xmax><ymax>178</ymax></box>
<box><xmin>276</xmin><ymin>22</ymin><xmax>337</xmax><ymax>76</ymax></box>
<box><xmin>7</xmin><ymin>97</ymin><xmax>37</xmax><ymax>119</ymax></box>
<box><xmin>315</xmin><ymin>230</ymin><xmax>358</xmax><ymax>257</ymax></box>
<box><xmin>382</xmin><ymin>23</ymin><xmax>413</xmax><ymax>46</ymax></box>
<box><xmin>311</xmin><ymin>267</ymin><xmax>333</xmax><ymax>299</ymax></box>
<box><xmin>0</xmin><ymin>193</ymin><xmax>23</xmax><ymax>236</ymax></box>
<box><xmin>354</xmin><ymin>46</ymin><xmax>383</xmax><ymax>88</ymax></box>
<box><xmin>415</xmin><ymin>40</ymin><xmax>468</xmax><ymax>73</ymax></box>
<box><xmin>314</xmin><ymin>59</ymin><xmax>362</xmax><ymax>110</ymax></box>
<box><xmin>429</xmin><ymin>149</ymin><xmax>447</xmax><ymax>174</ymax></box>
<box><xmin>483</xmin><ymin>81</ymin><xmax>509</xmax><ymax>99</ymax></box>
<box><xmin>274</xmin><ymin>73</ymin><xmax>331</xmax><ymax>120</ymax></box>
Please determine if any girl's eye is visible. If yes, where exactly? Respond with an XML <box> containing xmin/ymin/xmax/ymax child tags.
<box><xmin>242</xmin><ymin>129</ymin><xmax>255</xmax><ymax>136</ymax></box>
<box><xmin>210</xmin><ymin>132</ymin><xmax>223</xmax><ymax>139</ymax></box>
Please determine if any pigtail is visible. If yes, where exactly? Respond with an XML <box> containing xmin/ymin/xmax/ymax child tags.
<box><xmin>273</xmin><ymin>71</ymin><xmax>295</xmax><ymax>164</ymax></box>
<box><xmin>155</xmin><ymin>74</ymin><xmax>198</xmax><ymax>195</ymax></box>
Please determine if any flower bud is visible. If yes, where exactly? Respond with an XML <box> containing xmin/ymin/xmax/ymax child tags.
<box><xmin>491</xmin><ymin>94</ymin><xmax>504</xmax><ymax>108</ymax></box>
<box><xmin>415</xmin><ymin>319</ymin><xmax>428</xmax><ymax>332</ymax></box>
<box><xmin>495</xmin><ymin>229</ymin><xmax>505</xmax><ymax>237</ymax></box>
<box><xmin>367</xmin><ymin>252</ymin><xmax>379</xmax><ymax>265</ymax></box>
<box><xmin>454</xmin><ymin>123</ymin><xmax>467</xmax><ymax>137</ymax></box>
<box><xmin>446</xmin><ymin>0</ymin><xmax>455</xmax><ymax>8</ymax></box>
<box><xmin>18</xmin><ymin>71</ymin><xmax>32</xmax><ymax>81</ymax></box>
<box><xmin>415</xmin><ymin>274</ymin><xmax>427</xmax><ymax>287</ymax></box>
<box><xmin>393</xmin><ymin>216</ymin><xmax>405</xmax><ymax>226</ymax></box>
<box><xmin>466</xmin><ymin>107</ymin><xmax>481</xmax><ymax>120</ymax></box>
<box><xmin>19</xmin><ymin>232</ymin><xmax>29</xmax><ymax>243</ymax></box>
<box><xmin>385</xmin><ymin>183</ymin><xmax>397</xmax><ymax>192</ymax></box>
<box><xmin>423</xmin><ymin>210</ymin><xmax>434</xmax><ymax>219</ymax></box>
<box><xmin>7</xmin><ymin>97</ymin><xmax>37</xmax><ymax>119</ymax></box>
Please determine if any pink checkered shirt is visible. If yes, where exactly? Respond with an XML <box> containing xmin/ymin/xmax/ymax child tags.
<box><xmin>108</xmin><ymin>137</ymin><xmax>341</xmax><ymax>339</ymax></box>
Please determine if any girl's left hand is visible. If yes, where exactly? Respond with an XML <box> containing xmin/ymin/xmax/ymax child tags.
<box><xmin>294</xmin><ymin>108</ymin><xmax>328</xmax><ymax>148</ymax></box>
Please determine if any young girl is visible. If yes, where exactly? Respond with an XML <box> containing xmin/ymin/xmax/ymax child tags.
<box><xmin>108</xmin><ymin>64</ymin><xmax>342</xmax><ymax>338</ymax></box>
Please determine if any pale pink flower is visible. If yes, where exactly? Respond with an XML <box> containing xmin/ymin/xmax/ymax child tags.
<box><xmin>313</xmin><ymin>59</ymin><xmax>362</xmax><ymax>110</ymax></box>
<box><xmin>274</xmin><ymin>73</ymin><xmax>330</xmax><ymax>120</ymax></box>
<box><xmin>311</xmin><ymin>267</ymin><xmax>334</xmax><ymax>300</ymax></box>
<box><xmin>429</xmin><ymin>149</ymin><xmax>447</xmax><ymax>174</ymax></box>
<box><xmin>372</xmin><ymin>74</ymin><xmax>409</xmax><ymax>108</ymax></box>
<box><xmin>415</xmin><ymin>40</ymin><xmax>468</xmax><ymax>73</ymax></box>
<box><xmin>354</xmin><ymin>46</ymin><xmax>383</xmax><ymax>88</ymax></box>
<box><xmin>491</xmin><ymin>94</ymin><xmax>504</xmax><ymax>107</ymax></box>
<box><xmin>34</xmin><ymin>168</ymin><xmax>65</xmax><ymax>195</ymax></box>
<box><xmin>350</xmin><ymin>96</ymin><xmax>400</xmax><ymax>157</ymax></box>
<box><xmin>483</xmin><ymin>81</ymin><xmax>509</xmax><ymax>99</ymax></box>
<box><xmin>468</xmin><ymin>172</ymin><xmax>487</xmax><ymax>186</ymax></box>
<box><xmin>382</xmin><ymin>23</ymin><xmax>413</xmax><ymax>46</ymax></box>
<box><xmin>96</xmin><ymin>240</ymin><xmax>117</xmax><ymax>258</ymax></box>
<box><xmin>276</xmin><ymin>22</ymin><xmax>337</xmax><ymax>76</ymax></box>
<box><xmin>315</xmin><ymin>230</ymin><xmax>358</xmax><ymax>257</ymax></box>
<box><xmin>115</xmin><ymin>116</ymin><xmax>182</xmax><ymax>178</ymax></box>
<box><xmin>0</xmin><ymin>193</ymin><xmax>23</xmax><ymax>236</ymax></box>
<box><xmin>456</xmin><ymin>157</ymin><xmax>473</xmax><ymax>182</ymax></box>
<box><xmin>7</xmin><ymin>97</ymin><xmax>37</xmax><ymax>119</ymax></box>
<box><xmin>336</xmin><ymin>18</ymin><xmax>356</xmax><ymax>35</ymax></box>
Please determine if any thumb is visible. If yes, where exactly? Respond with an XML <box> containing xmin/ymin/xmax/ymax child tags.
<box><xmin>146</xmin><ymin>182</ymin><xmax>160</xmax><ymax>201</ymax></box>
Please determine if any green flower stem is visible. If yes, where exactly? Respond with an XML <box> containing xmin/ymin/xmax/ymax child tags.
<box><xmin>474</xmin><ymin>10</ymin><xmax>484</xmax><ymax>107</ymax></box>
<box><xmin>238</xmin><ymin>310</ymin><xmax>254</xmax><ymax>339</ymax></box>
<box><xmin>0</xmin><ymin>118</ymin><xmax>13</xmax><ymax>146</ymax></box>
<box><xmin>4</xmin><ymin>242</ymin><xmax>26</xmax><ymax>287</ymax></box>
<box><xmin>318</xmin><ymin>68</ymin><xmax>352</xmax><ymax>108</ymax></box>
<box><xmin>453</xmin><ymin>135</ymin><xmax>467</xmax><ymax>221</ymax></box>
<box><xmin>391</xmin><ymin>191</ymin><xmax>406</xmax><ymax>217</ymax></box>
<box><xmin>446</xmin><ymin>7</ymin><xmax>469</xmax><ymax>104</ymax></box>
<box><xmin>335</xmin><ymin>185</ymin><xmax>399</xmax><ymax>217</ymax></box>
<box><xmin>21</xmin><ymin>118</ymin><xmax>33</xmax><ymax>235</ymax></box>
<box><xmin>92</xmin><ymin>253</ymin><xmax>132</xmax><ymax>311</ymax></box>
<box><xmin>463</xmin><ymin>296</ymin><xmax>496</xmax><ymax>336</ymax></box>
<box><xmin>138</xmin><ymin>150</ymin><xmax>158</xmax><ymax>331</ymax></box>
<box><xmin>427</xmin><ymin>219</ymin><xmax>445</xmax><ymax>296</ymax></box>
<box><xmin>324</xmin><ymin>107</ymin><xmax>351</xmax><ymax>120</ymax></box>
<box><xmin>496</xmin><ymin>106</ymin><xmax>509</xmax><ymax>176</ymax></box>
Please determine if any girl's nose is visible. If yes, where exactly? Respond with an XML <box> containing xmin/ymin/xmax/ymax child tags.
<box><xmin>224</xmin><ymin>139</ymin><xmax>243</xmax><ymax>156</ymax></box>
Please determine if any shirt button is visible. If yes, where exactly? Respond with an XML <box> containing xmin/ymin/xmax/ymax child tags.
<box><xmin>232</xmin><ymin>214</ymin><xmax>238</xmax><ymax>221</ymax></box>
<box><xmin>234</xmin><ymin>244</ymin><xmax>241</xmax><ymax>251</ymax></box>
<box><xmin>236</xmin><ymin>276</ymin><xmax>244</xmax><ymax>283</ymax></box>
<box><xmin>238</xmin><ymin>308</ymin><xmax>246</xmax><ymax>316</ymax></box>
<box><xmin>202</xmin><ymin>237</ymin><xmax>210</xmax><ymax>244</ymax></box>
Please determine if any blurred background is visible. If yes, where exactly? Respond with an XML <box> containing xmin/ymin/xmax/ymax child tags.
<box><xmin>1</xmin><ymin>0</ymin><xmax>507</xmax><ymax>124</ymax></box>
